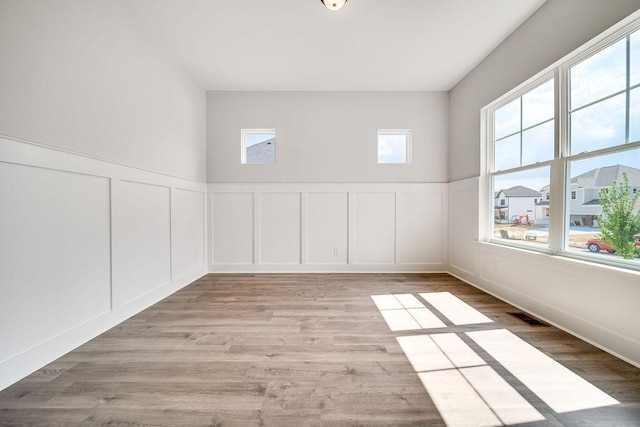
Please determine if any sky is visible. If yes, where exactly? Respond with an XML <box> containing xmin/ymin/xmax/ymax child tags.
<box><xmin>493</xmin><ymin>30</ymin><xmax>640</xmax><ymax>193</ymax></box>
<box><xmin>378</xmin><ymin>134</ymin><xmax>408</xmax><ymax>163</ymax></box>
<box><xmin>245</xmin><ymin>132</ymin><xmax>274</xmax><ymax>148</ymax></box>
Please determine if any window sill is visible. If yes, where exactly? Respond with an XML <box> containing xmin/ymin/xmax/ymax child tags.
<box><xmin>482</xmin><ymin>240</ymin><xmax>640</xmax><ymax>276</ymax></box>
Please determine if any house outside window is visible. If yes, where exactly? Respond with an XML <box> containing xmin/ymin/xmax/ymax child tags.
<box><xmin>484</xmin><ymin>14</ymin><xmax>640</xmax><ymax>270</ymax></box>
<box><xmin>241</xmin><ymin>129</ymin><xmax>276</xmax><ymax>164</ymax></box>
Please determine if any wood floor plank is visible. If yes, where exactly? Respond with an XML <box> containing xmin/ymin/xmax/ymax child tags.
<box><xmin>0</xmin><ymin>273</ymin><xmax>639</xmax><ymax>426</ymax></box>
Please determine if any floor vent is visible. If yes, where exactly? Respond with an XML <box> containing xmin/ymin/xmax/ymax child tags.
<box><xmin>507</xmin><ymin>312</ymin><xmax>550</xmax><ymax>327</ymax></box>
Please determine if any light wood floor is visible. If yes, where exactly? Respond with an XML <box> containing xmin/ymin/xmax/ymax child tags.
<box><xmin>1</xmin><ymin>274</ymin><xmax>639</xmax><ymax>426</ymax></box>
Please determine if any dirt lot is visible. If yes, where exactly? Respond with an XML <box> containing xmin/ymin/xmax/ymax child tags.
<box><xmin>494</xmin><ymin>224</ymin><xmax>599</xmax><ymax>249</ymax></box>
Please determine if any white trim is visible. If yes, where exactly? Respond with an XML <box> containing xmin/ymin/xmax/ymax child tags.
<box><xmin>208</xmin><ymin>182</ymin><xmax>448</xmax><ymax>273</ymax></box>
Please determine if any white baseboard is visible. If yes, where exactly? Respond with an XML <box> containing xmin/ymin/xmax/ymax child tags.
<box><xmin>0</xmin><ymin>268</ymin><xmax>206</xmax><ymax>391</ymax></box>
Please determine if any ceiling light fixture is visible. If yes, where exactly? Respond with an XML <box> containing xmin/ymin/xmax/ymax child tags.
<box><xmin>321</xmin><ymin>0</ymin><xmax>347</xmax><ymax>11</ymax></box>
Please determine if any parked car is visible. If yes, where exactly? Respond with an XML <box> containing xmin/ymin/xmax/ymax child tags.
<box><xmin>586</xmin><ymin>239</ymin><xmax>615</xmax><ymax>253</ymax></box>
<box><xmin>587</xmin><ymin>235</ymin><xmax>640</xmax><ymax>253</ymax></box>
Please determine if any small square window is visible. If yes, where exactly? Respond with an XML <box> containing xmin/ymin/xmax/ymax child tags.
<box><xmin>571</xmin><ymin>191</ymin><xmax>577</xmax><ymax>200</ymax></box>
<box><xmin>377</xmin><ymin>130</ymin><xmax>411</xmax><ymax>164</ymax></box>
<box><xmin>241</xmin><ymin>129</ymin><xmax>275</xmax><ymax>164</ymax></box>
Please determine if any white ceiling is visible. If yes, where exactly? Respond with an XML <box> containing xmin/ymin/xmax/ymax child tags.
<box><xmin>121</xmin><ymin>0</ymin><xmax>546</xmax><ymax>91</ymax></box>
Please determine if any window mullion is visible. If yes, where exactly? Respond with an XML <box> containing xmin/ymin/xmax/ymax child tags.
<box><xmin>548</xmin><ymin>158</ymin><xmax>566</xmax><ymax>253</ymax></box>
<box><xmin>625</xmin><ymin>35</ymin><xmax>631</xmax><ymax>144</ymax></box>
<box><xmin>519</xmin><ymin>97</ymin><xmax>524</xmax><ymax>167</ymax></box>
<box><xmin>559</xmin><ymin>66</ymin><xmax>570</xmax><ymax>253</ymax></box>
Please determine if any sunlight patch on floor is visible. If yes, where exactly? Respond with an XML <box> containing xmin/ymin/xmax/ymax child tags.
<box><xmin>370</xmin><ymin>294</ymin><xmax>403</xmax><ymax>310</ymax></box>
<box><xmin>373</xmin><ymin>292</ymin><xmax>620</xmax><ymax>426</ymax></box>
<box><xmin>419</xmin><ymin>292</ymin><xmax>493</xmax><ymax>325</ymax></box>
<box><xmin>467</xmin><ymin>329</ymin><xmax>620</xmax><ymax>413</ymax></box>
<box><xmin>460</xmin><ymin>366</ymin><xmax>546</xmax><ymax>425</ymax></box>
<box><xmin>407</xmin><ymin>307</ymin><xmax>447</xmax><ymax>329</ymax></box>
<box><xmin>418</xmin><ymin>369</ymin><xmax>502</xmax><ymax>427</ymax></box>
<box><xmin>399</xmin><ymin>333</ymin><xmax>545</xmax><ymax>426</ymax></box>
<box><xmin>371</xmin><ymin>294</ymin><xmax>446</xmax><ymax>331</ymax></box>
<box><xmin>379</xmin><ymin>309</ymin><xmax>422</xmax><ymax>331</ymax></box>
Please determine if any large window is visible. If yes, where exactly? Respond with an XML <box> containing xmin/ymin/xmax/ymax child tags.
<box><xmin>490</xmin><ymin>78</ymin><xmax>554</xmax><ymax>247</ymax></box>
<box><xmin>486</xmin><ymin>16</ymin><xmax>640</xmax><ymax>270</ymax></box>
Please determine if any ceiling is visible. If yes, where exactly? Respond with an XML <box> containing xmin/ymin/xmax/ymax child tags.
<box><xmin>120</xmin><ymin>0</ymin><xmax>546</xmax><ymax>91</ymax></box>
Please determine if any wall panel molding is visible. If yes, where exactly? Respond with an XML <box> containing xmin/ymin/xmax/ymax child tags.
<box><xmin>0</xmin><ymin>135</ymin><xmax>207</xmax><ymax>391</ymax></box>
<box><xmin>448</xmin><ymin>178</ymin><xmax>479</xmax><ymax>278</ymax></box>
<box><xmin>112</xmin><ymin>180</ymin><xmax>172</xmax><ymax>307</ymax></box>
<box><xmin>208</xmin><ymin>183</ymin><xmax>448</xmax><ymax>273</ymax></box>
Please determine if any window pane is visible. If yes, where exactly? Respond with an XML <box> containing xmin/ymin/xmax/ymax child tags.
<box><xmin>378</xmin><ymin>132</ymin><xmax>408</xmax><ymax>164</ymax></box>
<box><xmin>566</xmin><ymin>149</ymin><xmax>640</xmax><ymax>262</ymax></box>
<box><xmin>243</xmin><ymin>130</ymin><xmax>275</xmax><ymax>164</ymax></box>
<box><xmin>631</xmin><ymin>30</ymin><xmax>640</xmax><ymax>87</ymax></box>
<box><xmin>494</xmin><ymin>134</ymin><xmax>520</xmax><ymax>171</ymax></box>
<box><xmin>522</xmin><ymin>79</ymin><xmax>554</xmax><ymax>128</ymax></box>
<box><xmin>494</xmin><ymin>98</ymin><xmax>520</xmax><ymax>140</ymax></box>
<box><xmin>631</xmin><ymin>87</ymin><xmax>640</xmax><ymax>143</ymax></box>
<box><xmin>570</xmin><ymin>94</ymin><xmax>626</xmax><ymax>154</ymax></box>
<box><xmin>493</xmin><ymin>167</ymin><xmax>550</xmax><ymax>247</ymax></box>
<box><xmin>570</xmin><ymin>38</ymin><xmax>626</xmax><ymax>110</ymax></box>
<box><xmin>522</xmin><ymin>120</ymin><xmax>554</xmax><ymax>165</ymax></box>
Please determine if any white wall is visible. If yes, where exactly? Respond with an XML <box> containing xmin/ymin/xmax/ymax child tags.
<box><xmin>0</xmin><ymin>0</ymin><xmax>207</xmax><ymax>390</ymax></box>
<box><xmin>448</xmin><ymin>0</ymin><xmax>640</xmax><ymax>367</ymax></box>
<box><xmin>449</xmin><ymin>0</ymin><xmax>640</xmax><ymax>182</ymax></box>
<box><xmin>207</xmin><ymin>91</ymin><xmax>450</xmax><ymax>273</ymax></box>
<box><xmin>207</xmin><ymin>91</ymin><xmax>448</xmax><ymax>183</ymax></box>
<box><xmin>209</xmin><ymin>183</ymin><xmax>448</xmax><ymax>272</ymax></box>
<box><xmin>0</xmin><ymin>136</ymin><xmax>207</xmax><ymax>391</ymax></box>
<box><xmin>0</xmin><ymin>0</ymin><xmax>206</xmax><ymax>181</ymax></box>
<box><xmin>449</xmin><ymin>179</ymin><xmax>640</xmax><ymax>367</ymax></box>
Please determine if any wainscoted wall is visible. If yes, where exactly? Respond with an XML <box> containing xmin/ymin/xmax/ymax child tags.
<box><xmin>208</xmin><ymin>183</ymin><xmax>448</xmax><ymax>272</ymax></box>
<box><xmin>448</xmin><ymin>177</ymin><xmax>640</xmax><ymax>367</ymax></box>
<box><xmin>0</xmin><ymin>136</ymin><xmax>207</xmax><ymax>390</ymax></box>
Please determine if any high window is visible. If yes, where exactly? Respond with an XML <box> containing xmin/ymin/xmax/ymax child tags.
<box><xmin>486</xmin><ymin>16</ymin><xmax>640</xmax><ymax>270</ymax></box>
<box><xmin>241</xmin><ymin>129</ymin><xmax>276</xmax><ymax>164</ymax></box>
<box><xmin>378</xmin><ymin>129</ymin><xmax>411</xmax><ymax>164</ymax></box>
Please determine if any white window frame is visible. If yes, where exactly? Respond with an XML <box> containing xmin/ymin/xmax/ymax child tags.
<box><xmin>482</xmin><ymin>10</ymin><xmax>640</xmax><ymax>271</ymax></box>
<box><xmin>377</xmin><ymin>129</ymin><xmax>412</xmax><ymax>164</ymax></box>
<box><xmin>241</xmin><ymin>128</ymin><xmax>276</xmax><ymax>164</ymax></box>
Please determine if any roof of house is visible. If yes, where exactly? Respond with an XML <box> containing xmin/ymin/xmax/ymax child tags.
<box><xmin>583</xmin><ymin>198</ymin><xmax>601</xmax><ymax>206</ymax></box>
<box><xmin>535</xmin><ymin>200</ymin><xmax>550</xmax><ymax>206</ymax></box>
<box><xmin>497</xmin><ymin>185</ymin><xmax>541</xmax><ymax>198</ymax></box>
<box><xmin>571</xmin><ymin>165</ymin><xmax>640</xmax><ymax>188</ymax></box>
